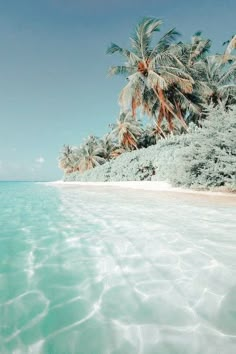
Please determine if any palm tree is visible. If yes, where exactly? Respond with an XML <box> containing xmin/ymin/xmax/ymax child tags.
<box><xmin>167</xmin><ymin>32</ymin><xmax>211</xmax><ymax>124</ymax></box>
<box><xmin>99</xmin><ymin>134</ymin><xmax>120</xmax><ymax>160</ymax></box>
<box><xmin>111</xmin><ymin>111</ymin><xmax>142</xmax><ymax>150</ymax></box>
<box><xmin>194</xmin><ymin>55</ymin><xmax>236</xmax><ymax>108</ymax></box>
<box><xmin>107</xmin><ymin>17</ymin><xmax>194</xmax><ymax>132</ymax></box>
<box><xmin>58</xmin><ymin>145</ymin><xmax>80</xmax><ymax>173</ymax></box>
<box><xmin>172</xmin><ymin>32</ymin><xmax>236</xmax><ymax>121</ymax></box>
<box><xmin>78</xmin><ymin>136</ymin><xmax>106</xmax><ymax>172</ymax></box>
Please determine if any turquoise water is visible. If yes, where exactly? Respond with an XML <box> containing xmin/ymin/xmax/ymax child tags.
<box><xmin>0</xmin><ymin>182</ymin><xmax>236</xmax><ymax>354</ymax></box>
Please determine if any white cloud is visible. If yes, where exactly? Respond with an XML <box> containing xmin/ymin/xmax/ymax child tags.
<box><xmin>35</xmin><ymin>156</ymin><xmax>45</xmax><ymax>164</ymax></box>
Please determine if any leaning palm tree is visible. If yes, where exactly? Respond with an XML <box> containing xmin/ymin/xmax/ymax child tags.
<box><xmin>107</xmin><ymin>17</ymin><xmax>194</xmax><ymax>132</ymax></box>
<box><xmin>111</xmin><ymin>111</ymin><xmax>142</xmax><ymax>150</ymax></box>
<box><xmin>78</xmin><ymin>136</ymin><xmax>106</xmax><ymax>172</ymax></box>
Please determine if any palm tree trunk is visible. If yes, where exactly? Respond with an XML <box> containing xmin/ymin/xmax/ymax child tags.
<box><xmin>166</xmin><ymin>111</ymin><xmax>174</xmax><ymax>132</ymax></box>
<box><xmin>175</xmin><ymin>101</ymin><xmax>188</xmax><ymax>130</ymax></box>
<box><xmin>153</xmin><ymin>87</ymin><xmax>188</xmax><ymax>132</ymax></box>
<box><xmin>157</xmin><ymin>106</ymin><xmax>164</xmax><ymax>127</ymax></box>
<box><xmin>156</xmin><ymin>106</ymin><xmax>167</xmax><ymax>137</ymax></box>
<box><xmin>132</xmin><ymin>97</ymin><xmax>137</xmax><ymax>118</ymax></box>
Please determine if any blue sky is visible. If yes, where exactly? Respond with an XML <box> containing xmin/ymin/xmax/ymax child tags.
<box><xmin>0</xmin><ymin>0</ymin><xmax>235</xmax><ymax>181</ymax></box>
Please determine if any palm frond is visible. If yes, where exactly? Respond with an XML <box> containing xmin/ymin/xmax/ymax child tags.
<box><xmin>131</xmin><ymin>17</ymin><xmax>162</xmax><ymax>59</ymax></box>
<box><xmin>189</xmin><ymin>38</ymin><xmax>211</xmax><ymax>64</ymax></box>
<box><xmin>155</xmin><ymin>49</ymin><xmax>186</xmax><ymax>68</ymax></box>
<box><xmin>147</xmin><ymin>70</ymin><xmax>168</xmax><ymax>90</ymax></box>
<box><xmin>193</xmin><ymin>31</ymin><xmax>202</xmax><ymax>37</ymax></box>
<box><xmin>108</xmin><ymin>65</ymin><xmax>133</xmax><ymax>76</ymax></box>
<box><xmin>159</xmin><ymin>66</ymin><xmax>194</xmax><ymax>93</ymax></box>
<box><xmin>174</xmin><ymin>88</ymin><xmax>201</xmax><ymax>114</ymax></box>
<box><xmin>149</xmin><ymin>28</ymin><xmax>181</xmax><ymax>59</ymax></box>
<box><xmin>223</xmin><ymin>34</ymin><xmax>236</xmax><ymax>61</ymax></box>
<box><xmin>106</xmin><ymin>43</ymin><xmax>130</xmax><ymax>57</ymax></box>
<box><xmin>218</xmin><ymin>62</ymin><xmax>236</xmax><ymax>84</ymax></box>
<box><xmin>218</xmin><ymin>84</ymin><xmax>236</xmax><ymax>97</ymax></box>
<box><xmin>194</xmin><ymin>81</ymin><xmax>213</xmax><ymax>98</ymax></box>
<box><xmin>119</xmin><ymin>86</ymin><xmax>141</xmax><ymax>112</ymax></box>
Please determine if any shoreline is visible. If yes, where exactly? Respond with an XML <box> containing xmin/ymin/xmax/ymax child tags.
<box><xmin>47</xmin><ymin>180</ymin><xmax>236</xmax><ymax>198</ymax></box>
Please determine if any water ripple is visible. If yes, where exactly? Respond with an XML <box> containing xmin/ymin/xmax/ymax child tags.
<box><xmin>0</xmin><ymin>183</ymin><xmax>236</xmax><ymax>353</ymax></box>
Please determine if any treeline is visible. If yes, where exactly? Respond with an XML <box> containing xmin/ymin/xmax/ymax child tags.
<box><xmin>59</xmin><ymin>17</ymin><xmax>236</xmax><ymax>177</ymax></box>
<box><xmin>65</xmin><ymin>106</ymin><xmax>236</xmax><ymax>190</ymax></box>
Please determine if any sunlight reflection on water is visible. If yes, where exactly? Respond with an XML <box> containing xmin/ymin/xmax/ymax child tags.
<box><xmin>0</xmin><ymin>183</ymin><xmax>236</xmax><ymax>354</ymax></box>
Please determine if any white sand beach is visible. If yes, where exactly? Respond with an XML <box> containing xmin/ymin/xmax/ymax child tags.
<box><xmin>48</xmin><ymin>180</ymin><xmax>236</xmax><ymax>200</ymax></box>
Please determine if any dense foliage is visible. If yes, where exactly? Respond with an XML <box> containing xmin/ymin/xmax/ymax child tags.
<box><xmin>65</xmin><ymin>106</ymin><xmax>236</xmax><ymax>190</ymax></box>
<box><xmin>59</xmin><ymin>17</ymin><xmax>236</xmax><ymax>189</ymax></box>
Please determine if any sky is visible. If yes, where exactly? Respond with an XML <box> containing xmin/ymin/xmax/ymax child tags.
<box><xmin>0</xmin><ymin>0</ymin><xmax>235</xmax><ymax>181</ymax></box>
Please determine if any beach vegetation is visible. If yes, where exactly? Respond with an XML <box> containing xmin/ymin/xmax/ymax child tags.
<box><xmin>65</xmin><ymin>106</ymin><xmax>236</xmax><ymax>190</ymax></box>
<box><xmin>110</xmin><ymin>111</ymin><xmax>142</xmax><ymax>150</ymax></box>
<box><xmin>59</xmin><ymin>18</ymin><xmax>236</xmax><ymax>190</ymax></box>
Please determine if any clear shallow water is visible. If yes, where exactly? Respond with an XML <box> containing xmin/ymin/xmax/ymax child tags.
<box><xmin>0</xmin><ymin>182</ymin><xmax>236</xmax><ymax>354</ymax></box>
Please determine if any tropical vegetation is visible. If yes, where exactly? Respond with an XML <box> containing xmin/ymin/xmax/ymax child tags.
<box><xmin>65</xmin><ymin>106</ymin><xmax>236</xmax><ymax>190</ymax></box>
<box><xmin>58</xmin><ymin>17</ymin><xmax>236</xmax><ymax>189</ymax></box>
